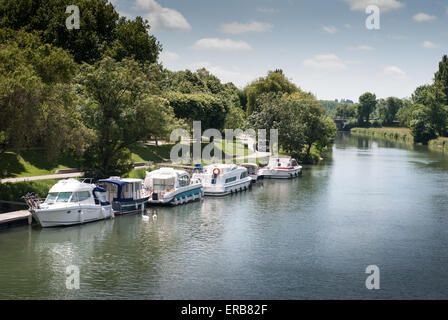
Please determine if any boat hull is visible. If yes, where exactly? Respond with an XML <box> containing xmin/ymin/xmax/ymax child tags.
<box><xmin>258</xmin><ymin>167</ymin><xmax>302</xmax><ymax>179</ymax></box>
<box><xmin>203</xmin><ymin>178</ymin><xmax>252</xmax><ymax>196</ymax></box>
<box><xmin>150</xmin><ymin>186</ymin><xmax>203</xmax><ymax>205</ymax></box>
<box><xmin>112</xmin><ymin>197</ymin><xmax>148</xmax><ymax>216</ymax></box>
<box><xmin>31</xmin><ymin>205</ymin><xmax>113</xmax><ymax>228</ymax></box>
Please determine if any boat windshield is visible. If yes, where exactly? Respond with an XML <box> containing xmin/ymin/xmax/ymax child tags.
<box><xmin>45</xmin><ymin>192</ymin><xmax>73</xmax><ymax>204</ymax></box>
<box><xmin>45</xmin><ymin>193</ymin><xmax>58</xmax><ymax>204</ymax></box>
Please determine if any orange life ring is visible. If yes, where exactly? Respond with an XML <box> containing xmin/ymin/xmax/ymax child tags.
<box><xmin>213</xmin><ymin>168</ymin><xmax>221</xmax><ymax>176</ymax></box>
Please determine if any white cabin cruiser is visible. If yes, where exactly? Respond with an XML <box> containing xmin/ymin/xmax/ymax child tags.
<box><xmin>258</xmin><ymin>157</ymin><xmax>302</xmax><ymax>179</ymax></box>
<box><xmin>240</xmin><ymin>163</ymin><xmax>259</xmax><ymax>183</ymax></box>
<box><xmin>24</xmin><ymin>179</ymin><xmax>114</xmax><ymax>228</ymax></box>
<box><xmin>144</xmin><ymin>168</ymin><xmax>203</xmax><ymax>205</ymax></box>
<box><xmin>191</xmin><ymin>164</ymin><xmax>252</xmax><ymax>196</ymax></box>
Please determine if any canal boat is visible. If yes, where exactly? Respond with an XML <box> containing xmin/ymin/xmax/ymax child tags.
<box><xmin>240</xmin><ymin>163</ymin><xmax>259</xmax><ymax>183</ymax></box>
<box><xmin>96</xmin><ymin>177</ymin><xmax>149</xmax><ymax>215</ymax></box>
<box><xmin>258</xmin><ymin>157</ymin><xmax>302</xmax><ymax>179</ymax></box>
<box><xmin>144</xmin><ymin>168</ymin><xmax>203</xmax><ymax>205</ymax></box>
<box><xmin>24</xmin><ymin>179</ymin><xmax>114</xmax><ymax>228</ymax></box>
<box><xmin>191</xmin><ymin>164</ymin><xmax>252</xmax><ymax>196</ymax></box>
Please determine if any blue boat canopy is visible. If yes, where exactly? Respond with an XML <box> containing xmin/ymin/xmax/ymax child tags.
<box><xmin>96</xmin><ymin>179</ymin><xmax>132</xmax><ymax>201</ymax></box>
<box><xmin>97</xmin><ymin>179</ymin><xmax>130</xmax><ymax>187</ymax></box>
<box><xmin>93</xmin><ymin>186</ymin><xmax>107</xmax><ymax>193</ymax></box>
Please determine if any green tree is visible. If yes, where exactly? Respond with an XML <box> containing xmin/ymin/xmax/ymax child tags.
<box><xmin>411</xmin><ymin>84</ymin><xmax>447</xmax><ymax>136</ymax></box>
<box><xmin>249</xmin><ymin>93</ymin><xmax>336</xmax><ymax>162</ymax></box>
<box><xmin>0</xmin><ymin>0</ymin><xmax>160</xmax><ymax>64</ymax></box>
<box><xmin>435</xmin><ymin>55</ymin><xmax>448</xmax><ymax>105</ymax></box>
<box><xmin>335</xmin><ymin>103</ymin><xmax>356</xmax><ymax>118</ymax></box>
<box><xmin>77</xmin><ymin>57</ymin><xmax>178</xmax><ymax>178</ymax></box>
<box><xmin>377</xmin><ymin>97</ymin><xmax>402</xmax><ymax>125</ymax></box>
<box><xmin>245</xmin><ymin>70</ymin><xmax>301</xmax><ymax>115</ymax></box>
<box><xmin>396</xmin><ymin>99</ymin><xmax>413</xmax><ymax>127</ymax></box>
<box><xmin>357</xmin><ymin>92</ymin><xmax>377</xmax><ymax>125</ymax></box>
<box><xmin>0</xmin><ymin>29</ymin><xmax>90</xmax><ymax>156</ymax></box>
<box><xmin>410</xmin><ymin>104</ymin><xmax>437</xmax><ymax>144</ymax></box>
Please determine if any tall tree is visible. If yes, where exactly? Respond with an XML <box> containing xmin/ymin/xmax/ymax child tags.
<box><xmin>244</xmin><ymin>70</ymin><xmax>300</xmax><ymax>115</ymax></box>
<box><xmin>0</xmin><ymin>29</ymin><xmax>90</xmax><ymax>156</ymax></box>
<box><xmin>378</xmin><ymin>97</ymin><xmax>403</xmax><ymax>125</ymax></box>
<box><xmin>357</xmin><ymin>92</ymin><xmax>377</xmax><ymax>125</ymax></box>
<box><xmin>435</xmin><ymin>55</ymin><xmax>448</xmax><ymax>105</ymax></box>
<box><xmin>77</xmin><ymin>57</ymin><xmax>178</xmax><ymax>178</ymax></box>
<box><xmin>0</xmin><ymin>0</ymin><xmax>160</xmax><ymax>64</ymax></box>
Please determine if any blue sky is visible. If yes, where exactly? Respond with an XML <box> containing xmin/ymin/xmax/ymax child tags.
<box><xmin>111</xmin><ymin>0</ymin><xmax>448</xmax><ymax>101</ymax></box>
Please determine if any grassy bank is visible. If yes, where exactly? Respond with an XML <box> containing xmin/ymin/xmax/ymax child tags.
<box><xmin>1</xmin><ymin>139</ymin><xmax>253</xmax><ymax>179</ymax></box>
<box><xmin>350</xmin><ymin>127</ymin><xmax>448</xmax><ymax>154</ymax></box>
<box><xmin>351</xmin><ymin>127</ymin><xmax>414</xmax><ymax>144</ymax></box>
<box><xmin>0</xmin><ymin>179</ymin><xmax>58</xmax><ymax>202</ymax></box>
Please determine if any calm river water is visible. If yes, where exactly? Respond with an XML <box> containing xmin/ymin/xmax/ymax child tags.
<box><xmin>1</xmin><ymin>133</ymin><xmax>448</xmax><ymax>299</ymax></box>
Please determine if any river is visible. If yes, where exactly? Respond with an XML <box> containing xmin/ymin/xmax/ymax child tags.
<box><xmin>1</xmin><ymin>132</ymin><xmax>448</xmax><ymax>299</ymax></box>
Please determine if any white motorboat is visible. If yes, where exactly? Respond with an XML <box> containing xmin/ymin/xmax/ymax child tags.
<box><xmin>144</xmin><ymin>168</ymin><xmax>203</xmax><ymax>205</ymax></box>
<box><xmin>240</xmin><ymin>163</ymin><xmax>259</xmax><ymax>183</ymax></box>
<box><xmin>258</xmin><ymin>157</ymin><xmax>302</xmax><ymax>179</ymax></box>
<box><xmin>191</xmin><ymin>164</ymin><xmax>252</xmax><ymax>196</ymax></box>
<box><xmin>24</xmin><ymin>179</ymin><xmax>114</xmax><ymax>228</ymax></box>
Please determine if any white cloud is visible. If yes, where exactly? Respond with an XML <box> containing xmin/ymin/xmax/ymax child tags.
<box><xmin>383</xmin><ymin>66</ymin><xmax>406</xmax><ymax>79</ymax></box>
<box><xmin>192</xmin><ymin>38</ymin><xmax>252</xmax><ymax>51</ymax></box>
<box><xmin>257</xmin><ymin>7</ymin><xmax>279</xmax><ymax>14</ymax></box>
<box><xmin>189</xmin><ymin>62</ymin><xmax>254</xmax><ymax>87</ymax></box>
<box><xmin>136</xmin><ymin>0</ymin><xmax>191</xmax><ymax>31</ymax></box>
<box><xmin>350</xmin><ymin>45</ymin><xmax>375</xmax><ymax>51</ymax></box>
<box><xmin>303</xmin><ymin>54</ymin><xmax>348</xmax><ymax>70</ymax></box>
<box><xmin>344</xmin><ymin>0</ymin><xmax>404</xmax><ymax>12</ymax></box>
<box><xmin>413</xmin><ymin>12</ymin><xmax>437</xmax><ymax>22</ymax></box>
<box><xmin>422</xmin><ymin>41</ymin><xmax>438</xmax><ymax>49</ymax></box>
<box><xmin>220</xmin><ymin>21</ymin><xmax>273</xmax><ymax>34</ymax></box>
<box><xmin>159</xmin><ymin>51</ymin><xmax>180</xmax><ymax>64</ymax></box>
<box><xmin>323</xmin><ymin>25</ymin><xmax>338</xmax><ymax>34</ymax></box>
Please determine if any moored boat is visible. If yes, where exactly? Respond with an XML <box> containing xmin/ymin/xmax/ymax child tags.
<box><xmin>258</xmin><ymin>157</ymin><xmax>302</xmax><ymax>179</ymax></box>
<box><xmin>191</xmin><ymin>164</ymin><xmax>252</xmax><ymax>196</ymax></box>
<box><xmin>144</xmin><ymin>168</ymin><xmax>203</xmax><ymax>205</ymax></box>
<box><xmin>24</xmin><ymin>179</ymin><xmax>114</xmax><ymax>228</ymax></box>
<box><xmin>97</xmin><ymin>177</ymin><xmax>149</xmax><ymax>215</ymax></box>
<box><xmin>240</xmin><ymin>163</ymin><xmax>259</xmax><ymax>183</ymax></box>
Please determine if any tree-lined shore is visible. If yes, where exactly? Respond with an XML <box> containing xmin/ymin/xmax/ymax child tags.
<box><xmin>0</xmin><ymin>0</ymin><xmax>336</xmax><ymax>181</ymax></box>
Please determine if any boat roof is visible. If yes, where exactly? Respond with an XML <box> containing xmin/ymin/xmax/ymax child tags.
<box><xmin>147</xmin><ymin>167</ymin><xmax>188</xmax><ymax>177</ymax></box>
<box><xmin>241</xmin><ymin>163</ymin><xmax>258</xmax><ymax>168</ymax></box>
<box><xmin>48</xmin><ymin>179</ymin><xmax>94</xmax><ymax>193</ymax></box>
<box><xmin>97</xmin><ymin>177</ymin><xmax>143</xmax><ymax>186</ymax></box>
<box><xmin>203</xmin><ymin>163</ymin><xmax>247</xmax><ymax>174</ymax></box>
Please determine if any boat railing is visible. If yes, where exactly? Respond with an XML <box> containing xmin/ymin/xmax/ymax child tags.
<box><xmin>78</xmin><ymin>178</ymin><xmax>95</xmax><ymax>184</ymax></box>
<box><xmin>22</xmin><ymin>193</ymin><xmax>44</xmax><ymax>210</ymax></box>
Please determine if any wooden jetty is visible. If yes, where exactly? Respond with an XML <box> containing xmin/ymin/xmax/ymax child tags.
<box><xmin>0</xmin><ymin>210</ymin><xmax>33</xmax><ymax>230</ymax></box>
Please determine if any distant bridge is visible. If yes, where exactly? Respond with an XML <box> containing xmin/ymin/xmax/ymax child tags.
<box><xmin>331</xmin><ymin>117</ymin><xmax>350</xmax><ymax>130</ymax></box>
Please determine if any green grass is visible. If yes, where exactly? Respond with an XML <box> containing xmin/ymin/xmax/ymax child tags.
<box><xmin>0</xmin><ymin>151</ymin><xmax>78</xmax><ymax>178</ymax></box>
<box><xmin>351</xmin><ymin>127</ymin><xmax>414</xmax><ymax>144</ymax></box>
<box><xmin>0</xmin><ymin>179</ymin><xmax>58</xmax><ymax>202</ymax></box>
<box><xmin>0</xmin><ymin>140</ymin><xmax>253</xmax><ymax>179</ymax></box>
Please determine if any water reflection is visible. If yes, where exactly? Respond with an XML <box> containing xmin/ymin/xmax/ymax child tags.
<box><xmin>2</xmin><ymin>133</ymin><xmax>448</xmax><ymax>299</ymax></box>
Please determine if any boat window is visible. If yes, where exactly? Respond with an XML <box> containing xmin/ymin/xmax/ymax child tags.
<box><xmin>240</xmin><ymin>172</ymin><xmax>248</xmax><ymax>179</ymax></box>
<box><xmin>45</xmin><ymin>193</ymin><xmax>58</xmax><ymax>204</ymax></box>
<box><xmin>225</xmin><ymin>176</ymin><xmax>237</xmax><ymax>183</ymax></box>
<box><xmin>179</xmin><ymin>175</ymin><xmax>190</xmax><ymax>187</ymax></box>
<box><xmin>77</xmin><ymin>191</ymin><xmax>91</xmax><ymax>202</ymax></box>
<box><xmin>56</xmin><ymin>192</ymin><xmax>72</xmax><ymax>203</ymax></box>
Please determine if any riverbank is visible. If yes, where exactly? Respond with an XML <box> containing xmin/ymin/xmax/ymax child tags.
<box><xmin>351</xmin><ymin>127</ymin><xmax>448</xmax><ymax>155</ymax></box>
<box><xmin>350</xmin><ymin>127</ymin><xmax>414</xmax><ymax>144</ymax></box>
